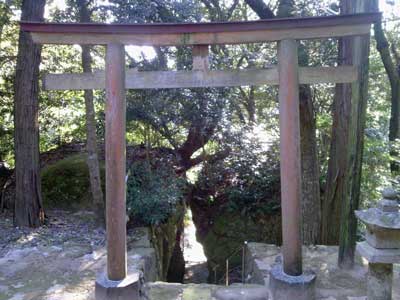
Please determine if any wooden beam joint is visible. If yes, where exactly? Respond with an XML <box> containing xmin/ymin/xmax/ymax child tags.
<box><xmin>192</xmin><ymin>45</ymin><xmax>209</xmax><ymax>71</ymax></box>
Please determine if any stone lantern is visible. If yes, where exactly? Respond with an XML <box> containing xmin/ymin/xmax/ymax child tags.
<box><xmin>355</xmin><ymin>188</ymin><xmax>400</xmax><ymax>300</ymax></box>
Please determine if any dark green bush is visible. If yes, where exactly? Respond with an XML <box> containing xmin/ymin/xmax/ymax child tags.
<box><xmin>126</xmin><ymin>160</ymin><xmax>185</xmax><ymax>225</ymax></box>
<box><xmin>196</xmin><ymin>132</ymin><xmax>281</xmax><ymax>217</ymax></box>
<box><xmin>41</xmin><ymin>154</ymin><xmax>105</xmax><ymax>209</ymax></box>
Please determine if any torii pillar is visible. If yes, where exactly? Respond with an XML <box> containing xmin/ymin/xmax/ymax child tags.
<box><xmin>269</xmin><ymin>39</ymin><xmax>316</xmax><ymax>300</ymax></box>
<box><xmin>95</xmin><ymin>43</ymin><xmax>139</xmax><ymax>300</ymax></box>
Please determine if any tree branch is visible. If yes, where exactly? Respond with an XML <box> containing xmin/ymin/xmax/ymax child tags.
<box><xmin>184</xmin><ymin>148</ymin><xmax>230</xmax><ymax>170</ymax></box>
<box><xmin>244</xmin><ymin>0</ymin><xmax>275</xmax><ymax>19</ymax></box>
<box><xmin>227</xmin><ymin>0</ymin><xmax>240</xmax><ymax>20</ymax></box>
<box><xmin>374</xmin><ymin>19</ymin><xmax>400</xmax><ymax>90</ymax></box>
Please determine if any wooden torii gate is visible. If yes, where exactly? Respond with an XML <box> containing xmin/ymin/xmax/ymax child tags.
<box><xmin>21</xmin><ymin>11</ymin><xmax>380</xmax><ymax>300</ymax></box>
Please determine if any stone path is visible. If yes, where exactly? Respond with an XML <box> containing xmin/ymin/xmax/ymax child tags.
<box><xmin>183</xmin><ymin>210</ymin><xmax>209</xmax><ymax>284</ymax></box>
<box><xmin>245</xmin><ymin>243</ymin><xmax>400</xmax><ymax>300</ymax></box>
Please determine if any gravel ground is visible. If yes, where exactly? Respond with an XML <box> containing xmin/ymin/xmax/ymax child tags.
<box><xmin>0</xmin><ymin>210</ymin><xmax>153</xmax><ymax>300</ymax></box>
<box><xmin>0</xmin><ymin>210</ymin><xmax>107</xmax><ymax>300</ymax></box>
<box><xmin>0</xmin><ymin>210</ymin><xmax>106</xmax><ymax>258</ymax></box>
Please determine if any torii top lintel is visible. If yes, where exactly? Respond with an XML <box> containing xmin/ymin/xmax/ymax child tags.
<box><xmin>21</xmin><ymin>13</ymin><xmax>380</xmax><ymax>46</ymax></box>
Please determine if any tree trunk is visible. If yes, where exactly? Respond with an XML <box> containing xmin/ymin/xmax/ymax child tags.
<box><xmin>372</xmin><ymin>1</ymin><xmax>400</xmax><ymax>174</ymax></box>
<box><xmin>338</xmin><ymin>0</ymin><xmax>374</xmax><ymax>268</ymax></box>
<box><xmin>299</xmin><ymin>85</ymin><xmax>321</xmax><ymax>245</ymax></box>
<box><xmin>13</xmin><ymin>0</ymin><xmax>46</xmax><ymax>227</ymax></box>
<box><xmin>322</xmin><ymin>35</ymin><xmax>352</xmax><ymax>245</ymax></box>
<box><xmin>77</xmin><ymin>0</ymin><xmax>105</xmax><ymax>226</ymax></box>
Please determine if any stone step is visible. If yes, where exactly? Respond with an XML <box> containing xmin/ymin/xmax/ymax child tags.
<box><xmin>143</xmin><ymin>282</ymin><xmax>269</xmax><ymax>300</ymax></box>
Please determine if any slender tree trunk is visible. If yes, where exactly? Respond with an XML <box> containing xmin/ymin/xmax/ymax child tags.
<box><xmin>77</xmin><ymin>0</ymin><xmax>105</xmax><ymax>226</ymax></box>
<box><xmin>299</xmin><ymin>85</ymin><xmax>321</xmax><ymax>245</ymax></box>
<box><xmin>372</xmin><ymin>1</ymin><xmax>400</xmax><ymax>174</ymax></box>
<box><xmin>13</xmin><ymin>0</ymin><xmax>46</xmax><ymax>227</ymax></box>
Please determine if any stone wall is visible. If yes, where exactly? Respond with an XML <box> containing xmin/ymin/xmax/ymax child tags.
<box><xmin>127</xmin><ymin>227</ymin><xmax>158</xmax><ymax>283</ymax></box>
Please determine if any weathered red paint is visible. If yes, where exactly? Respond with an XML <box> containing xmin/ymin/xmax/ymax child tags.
<box><xmin>20</xmin><ymin>13</ymin><xmax>380</xmax><ymax>35</ymax></box>
<box><xmin>105</xmin><ymin>43</ymin><xmax>127</xmax><ymax>281</ymax></box>
<box><xmin>278</xmin><ymin>39</ymin><xmax>302</xmax><ymax>276</ymax></box>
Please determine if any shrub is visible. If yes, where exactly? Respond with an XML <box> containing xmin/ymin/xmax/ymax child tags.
<box><xmin>41</xmin><ymin>154</ymin><xmax>105</xmax><ymax>209</ymax></box>
<box><xmin>126</xmin><ymin>160</ymin><xmax>185</xmax><ymax>225</ymax></box>
<box><xmin>196</xmin><ymin>131</ymin><xmax>281</xmax><ymax>217</ymax></box>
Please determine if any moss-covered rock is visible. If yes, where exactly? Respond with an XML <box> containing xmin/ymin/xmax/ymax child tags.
<box><xmin>41</xmin><ymin>154</ymin><xmax>105</xmax><ymax>210</ymax></box>
<box><xmin>190</xmin><ymin>194</ymin><xmax>281</xmax><ymax>283</ymax></box>
<box><xmin>150</xmin><ymin>202</ymin><xmax>186</xmax><ymax>282</ymax></box>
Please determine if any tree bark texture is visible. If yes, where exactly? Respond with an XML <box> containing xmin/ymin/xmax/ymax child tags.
<box><xmin>13</xmin><ymin>0</ymin><xmax>46</xmax><ymax>227</ymax></box>
<box><xmin>337</xmin><ymin>0</ymin><xmax>372</xmax><ymax>268</ymax></box>
<box><xmin>77</xmin><ymin>0</ymin><xmax>105</xmax><ymax>226</ymax></box>
<box><xmin>322</xmin><ymin>33</ymin><xmax>353</xmax><ymax>245</ymax></box>
<box><xmin>299</xmin><ymin>85</ymin><xmax>321</xmax><ymax>245</ymax></box>
<box><xmin>372</xmin><ymin>0</ymin><xmax>400</xmax><ymax>174</ymax></box>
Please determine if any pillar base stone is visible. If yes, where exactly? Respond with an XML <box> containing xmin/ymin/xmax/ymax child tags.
<box><xmin>95</xmin><ymin>272</ymin><xmax>140</xmax><ymax>300</ymax></box>
<box><xmin>269</xmin><ymin>263</ymin><xmax>316</xmax><ymax>300</ymax></box>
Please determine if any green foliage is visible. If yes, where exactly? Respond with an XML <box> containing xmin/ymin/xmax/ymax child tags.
<box><xmin>359</xmin><ymin>36</ymin><xmax>395</xmax><ymax>207</ymax></box>
<box><xmin>197</xmin><ymin>127</ymin><xmax>281</xmax><ymax>216</ymax></box>
<box><xmin>225</xmin><ymin>149</ymin><xmax>280</xmax><ymax>215</ymax></box>
<box><xmin>0</xmin><ymin>3</ymin><xmax>19</xmax><ymax>165</ymax></box>
<box><xmin>0</xmin><ymin>0</ymin><xmax>398</xmax><ymax>236</ymax></box>
<box><xmin>41</xmin><ymin>154</ymin><xmax>105</xmax><ymax>209</ymax></box>
<box><xmin>106</xmin><ymin>0</ymin><xmax>202</xmax><ymax>23</ymax></box>
<box><xmin>126</xmin><ymin>160</ymin><xmax>185</xmax><ymax>225</ymax></box>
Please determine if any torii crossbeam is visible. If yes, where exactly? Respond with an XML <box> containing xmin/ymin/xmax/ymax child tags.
<box><xmin>21</xmin><ymin>11</ymin><xmax>380</xmax><ymax>300</ymax></box>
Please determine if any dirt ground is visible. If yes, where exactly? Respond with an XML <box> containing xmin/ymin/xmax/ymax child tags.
<box><xmin>0</xmin><ymin>210</ymin><xmax>152</xmax><ymax>300</ymax></box>
<box><xmin>2</xmin><ymin>210</ymin><xmax>400</xmax><ymax>300</ymax></box>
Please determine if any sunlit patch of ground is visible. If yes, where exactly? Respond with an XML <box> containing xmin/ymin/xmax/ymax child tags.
<box><xmin>183</xmin><ymin>210</ymin><xmax>209</xmax><ymax>283</ymax></box>
<box><xmin>0</xmin><ymin>210</ymin><xmax>148</xmax><ymax>300</ymax></box>
<box><xmin>0</xmin><ymin>210</ymin><xmax>104</xmax><ymax>300</ymax></box>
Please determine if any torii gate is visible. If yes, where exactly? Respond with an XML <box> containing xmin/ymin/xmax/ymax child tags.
<box><xmin>21</xmin><ymin>11</ymin><xmax>380</xmax><ymax>300</ymax></box>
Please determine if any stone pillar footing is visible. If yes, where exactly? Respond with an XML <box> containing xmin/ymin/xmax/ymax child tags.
<box><xmin>269</xmin><ymin>263</ymin><xmax>316</xmax><ymax>300</ymax></box>
<box><xmin>95</xmin><ymin>272</ymin><xmax>140</xmax><ymax>300</ymax></box>
<box><xmin>367</xmin><ymin>263</ymin><xmax>393</xmax><ymax>300</ymax></box>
